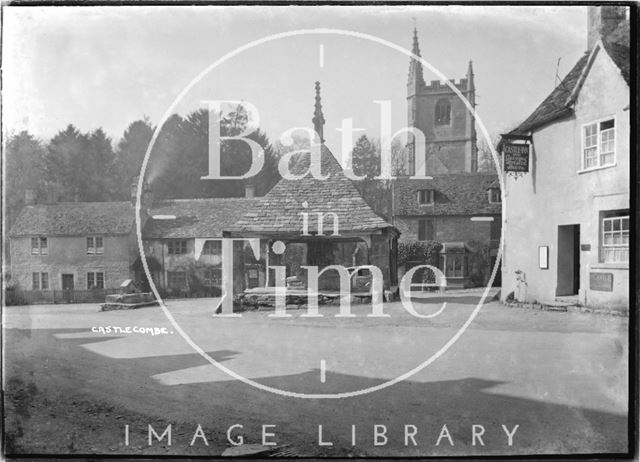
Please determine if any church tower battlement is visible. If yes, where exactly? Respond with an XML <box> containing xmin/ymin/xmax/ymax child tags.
<box><xmin>406</xmin><ymin>27</ymin><xmax>478</xmax><ymax>175</ymax></box>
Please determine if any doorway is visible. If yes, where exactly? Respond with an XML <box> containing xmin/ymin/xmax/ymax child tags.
<box><xmin>62</xmin><ymin>274</ymin><xmax>74</xmax><ymax>303</ymax></box>
<box><xmin>556</xmin><ymin>225</ymin><xmax>580</xmax><ymax>296</ymax></box>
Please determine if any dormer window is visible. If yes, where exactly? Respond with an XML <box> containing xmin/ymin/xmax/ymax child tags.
<box><xmin>418</xmin><ymin>189</ymin><xmax>435</xmax><ymax>205</ymax></box>
<box><xmin>488</xmin><ymin>187</ymin><xmax>501</xmax><ymax>203</ymax></box>
<box><xmin>435</xmin><ymin>99</ymin><xmax>451</xmax><ymax>125</ymax></box>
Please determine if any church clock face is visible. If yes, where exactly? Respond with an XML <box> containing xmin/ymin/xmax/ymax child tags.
<box><xmin>137</xmin><ymin>28</ymin><xmax>501</xmax><ymax>399</ymax></box>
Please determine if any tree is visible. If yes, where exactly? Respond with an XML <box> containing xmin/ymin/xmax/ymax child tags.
<box><xmin>86</xmin><ymin>128</ymin><xmax>117</xmax><ymax>201</ymax></box>
<box><xmin>351</xmin><ymin>134</ymin><xmax>379</xmax><ymax>179</ymax></box>
<box><xmin>347</xmin><ymin>135</ymin><xmax>408</xmax><ymax>220</ymax></box>
<box><xmin>4</xmin><ymin>131</ymin><xmax>46</xmax><ymax>228</ymax></box>
<box><xmin>42</xmin><ymin>125</ymin><xmax>118</xmax><ymax>202</ymax></box>
<box><xmin>44</xmin><ymin>125</ymin><xmax>91</xmax><ymax>201</ymax></box>
<box><xmin>477</xmin><ymin>138</ymin><xmax>499</xmax><ymax>173</ymax></box>
<box><xmin>149</xmin><ymin>106</ymin><xmax>280</xmax><ymax>200</ymax></box>
<box><xmin>114</xmin><ymin>118</ymin><xmax>155</xmax><ymax>199</ymax></box>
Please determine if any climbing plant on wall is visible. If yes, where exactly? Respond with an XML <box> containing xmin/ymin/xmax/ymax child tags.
<box><xmin>397</xmin><ymin>241</ymin><xmax>442</xmax><ymax>267</ymax></box>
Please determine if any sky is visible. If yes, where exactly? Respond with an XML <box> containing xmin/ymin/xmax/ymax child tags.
<box><xmin>3</xmin><ymin>5</ymin><xmax>588</xmax><ymax>156</ymax></box>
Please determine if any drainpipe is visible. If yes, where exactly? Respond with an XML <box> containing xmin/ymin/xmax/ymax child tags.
<box><xmin>390</xmin><ymin>179</ymin><xmax>396</xmax><ymax>226</ymax></box>
<box><xmin>162</xmin><ymin>241</ymin><xmax>166</xmax><ymax>290</ymax></box>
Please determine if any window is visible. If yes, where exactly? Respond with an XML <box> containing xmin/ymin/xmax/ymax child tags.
<box><xmin>87</xmin><ymin>272</ymin><xmax>105</xmax><ymax>289</ymax></box>
<box><xmin>435</xmin><ymin>99</ymin><xmax>451</xmax><ymax>125</ymax></box>
<box><xmin>488</xmin><ymin>188</ymin><xmax>501</xmax><ymax>203</ymax></box>
<box><xmin>31</xmin><ymin>237</ymin><xmax>48</xmax><ymax>255</ymax></box>
<box><xmin>490</xmin><ymin>219</ymin><xmax>502</xmax><ymax>241</ymax></box>
<box><xmin>203</xmin><ymin>240</ymin><xmax>222</xmax><ymax>255</ymax></box>
<box><xmin>32</xmin><ymin>272</ymin><xmax>49</xmax><ymax>290</ymax></box>
<box><xmin>86</xmin><ymin>236</ymin><xmax>104</xmax><ymax>255</ymax></box>
<box><xmin>602</xmin><ymin>213</ymin><xmax>629</xmax><ymax>263</ymax></box>
<box><xmin>444</xmin><ymin>254</ymin><xmax>466</xmax><ymax>278</ymax></box>
<box><xmin>417</xmin><ymin>189</ymin><xmax>435</xmax><ymax>205</ymax></box>
<box><xmin>583</xmin><ymin>119</ymin><xmax>615</xmax><ymax>169</ymax></box>
<box><xmin>40</xmin><ymin>237</ymin><xmax>48</xmax><ymax>255</ymax></box>
<box><xmin>204</xmin><ymin>268</ymin><xmax>222</xmax><ymax>286</ymax></box>
<box><xmin>418</xmin><ymin>219</ymin><xmax>435</xmax><ymax>241</ymax></box>
<box><xmin>168</xmin><ymin>240</ymin><xmax>188</xmax><ymax>255</ymax></box>
<box><xmin>168</xmin><ymin>271</ymin><xmax>187</xmax><ymax>288</ymax></box>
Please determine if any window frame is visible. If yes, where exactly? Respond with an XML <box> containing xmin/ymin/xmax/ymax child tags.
<box><xmin>33</xmin><ymin>272</ymin><xmax>49</xmax><ymax>290</ymax></box>
<box><xmin>417</xmin><ymin>189</ymin><xmax>435</xmax><ymax>205</ymax></box>
<box><xmin>87</xmin><ymin>236</ymin><xmax>105</xmax><ymax>255</ymax></box>
<box><xmin>31</xmin><ymin>236</ymin><xmax>48</xmax><ymax>255</ymax></box>
<box><xmin>202</xmin><ymin>240</ymin><xmax>222</xmax><ymax>256</ymax></box>
<box><xmin>418</xmin><ymin>218</ymin><xmax>435</xmax><ymax>241</ymax></box>
<box><xmin>601</xmin><ymin>213</ymin><xmax>629</xmax><ymax>264</ymax></box>
<box><xmin>434</xmin><ymin>98</ymin><xmax>452</xmax><ymax>126</ymax></box>
<box><xmin>167</xmin><ymin>240</ymin><xmax>188</xmax><ymax>255</ymax></box>
<box><xmin>87</xmin><ymin>271</ymin><xmax>105</xmax><ymax>289</ymax></box>
<box><xmin>490</xmin><ymin>218</ymin><xmax>502</xmax><ymax>241</ymax></box>
<box><xmin>488</xmin><ymin>188</ymin><xmax>501</xmax><ymax>204</ymax></box>
<box><xmin>580</xmin><ymin>116</ymin><xmax>617</xmax><ymax>172</ymax></box>
<box><xmin>440</xmin><ymin>253</ymin><xmax>467</xmax><ymax>278</ymax></box>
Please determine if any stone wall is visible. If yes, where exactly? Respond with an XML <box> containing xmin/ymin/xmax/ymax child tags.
<box><xmin>396</xmin><ymin>215</ymin><xmax>499</xmax><ymax>244</ymax></box>
<box><xmin>502</xmin><ymin>46</ymin><xmax>629</xmax><ymax>309</ymax></box>
<box><xmin>9</xmin><ymin>235</ymin><xmax>133</xmax><ymax>290</ymax></box>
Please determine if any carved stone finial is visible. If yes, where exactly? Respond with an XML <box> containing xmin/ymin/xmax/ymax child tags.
<box><xmin>312</xmin><ymin>81</ymin><xmax>325</xmax><ymax>143</ymax></box>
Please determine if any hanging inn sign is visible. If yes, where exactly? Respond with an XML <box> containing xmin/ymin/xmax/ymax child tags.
<box><xmin>500</xmin><ymin>133</ymin><xmax>532</xmax><ymax>175</ymax></box>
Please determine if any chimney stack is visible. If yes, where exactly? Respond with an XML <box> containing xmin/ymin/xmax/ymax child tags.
<box><xmin>24</xmin><ymin>189</ymin><xmax>36</xmax><ymax>206</ymax></box>
<box><xmin>245</xmin><ymin>184</ymin><xmax>255</xmax><ymax>198</ymax></box>
<box><xmin>131</xmin><ymin>176</ymin><xmax>154</xmax><ymax>216</ymax></box>
<box><xmin>587</xmin><ymin>5</ymin><xmax>627</xmax><ymax>50</ymax></box>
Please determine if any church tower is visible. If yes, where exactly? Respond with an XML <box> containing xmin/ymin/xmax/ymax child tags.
<box><xmin>406</xmin><ymin>27</ymin><xmax>478</xmax><ymax>175</ymax></box>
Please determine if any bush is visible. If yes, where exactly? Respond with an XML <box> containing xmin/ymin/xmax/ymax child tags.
<box><xmin>398</xmin><ymin>241</ymin><xmax>442</xmax><ymax>267</ymax></box>
<box><xmin>466</xmin><ymin>240</ymin><xmax>491</xmax><ymax>287</ymax></box>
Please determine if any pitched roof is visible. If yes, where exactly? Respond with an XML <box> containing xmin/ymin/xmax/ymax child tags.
<box><xmin>227</xmin><ymin>145</ymin><xmax>395</xmax><ymax>235</ymax></box>
<box><xmin>143</xmin><ymin>198</ymin><xmax>259</xmax><ymax>239</ymax></box>
<box><xmin>511</xmin><ymin>53</ymin><xmax>589</xmax><ymax>134</ymax></box>
<box><xmin>9</xmin><ymin>201</ymin><xmax>134</xmax><ymax>237</ymax></box>
<box><xmin>393</xmin><ymin>173</ymin><xmax>501</xmax><ymax>216</ymax></box>
<box><xmin>602</xmin><ymin>40</ymin><xmax>630</xmax><ymax>85</ymax></box>
<box><xmin>511</xmin><ymin>36</ymin><xmax>629</xmax><ymax>136</ymax></box>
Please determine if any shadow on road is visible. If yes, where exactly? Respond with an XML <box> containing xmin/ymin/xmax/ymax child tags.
<box><xmin>3</xmin><ymin>327</ymin><xmax>629</xmax><ymax>457</ymax></box>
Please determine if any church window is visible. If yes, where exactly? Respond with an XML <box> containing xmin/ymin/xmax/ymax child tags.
<box><xmin>435</xmin><ymin>99</ymin><xmax>451</xmax><ymax>125</ymax></box>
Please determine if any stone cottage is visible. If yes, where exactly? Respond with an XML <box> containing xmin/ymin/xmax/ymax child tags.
<box><xmin>393</xmin><ymin>173</ymin><xmax>501</xmax><ymax>288</ymax></box>
<box><xmin>500</xmin><ymin>6</ymin><xmax>629</xmax><ymax>310</ymax></box>
<box><xmin>141</xmin><ymin>194</ymin><xmax>258</xmax><ymax>296</ymax></box>
<box><xmin>8</xmin><ymin>201</ymin><xmax>139</xmax><ymax>302</ymax></box>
